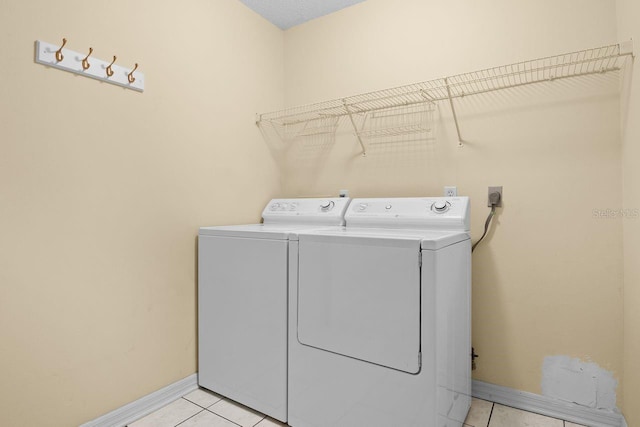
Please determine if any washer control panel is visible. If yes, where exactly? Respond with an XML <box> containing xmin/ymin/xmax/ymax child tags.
<box><xmin>268</xmin><ymin>201</ymin><xmax>299</xmax><ymax>212</ymax></box>
<box><xmin>346</xmin><ymin>197</ymin><xmax>469</xmax><ymax>231</ymax></box>
<box><xmin>263</xmin><ymin>197</ymin><xmax>351</xmax><ymax>225</ymax></box>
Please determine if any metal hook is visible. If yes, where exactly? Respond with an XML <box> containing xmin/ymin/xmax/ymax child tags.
<box><xmin>81</xmin><ymin>47</ymin><xmax>93</xmax><ymax>70</ymax></box>
<box><xmin>106</xmin><ymin>56</ymin><xmax>117</xmax><ymax>77</ymax></box>
<box><xmin>127</xmin><ymin>63</ymin><xmax>138</xmax><ymax>83</ymax></box>
<box><xmin>55</xmin><ymin>38</ymin><xmax>67</xmax><ymax>62</ymax></box>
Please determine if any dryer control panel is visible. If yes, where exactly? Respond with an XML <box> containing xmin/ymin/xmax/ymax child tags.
<box><xmin>262</xmin><ymin>197</ymin><xmax>351</xmax><ymax>226</ymax></box>
<box><xmin>346</xmin><ymin>197</ymin><xmax>470</xmax><ymax>231</ymax></box>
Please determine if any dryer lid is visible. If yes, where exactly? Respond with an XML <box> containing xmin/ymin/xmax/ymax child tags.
<box><xmin>294</xmin><ymin>227</ymin><xmax>469</xmax><ymax>250</ymax></box>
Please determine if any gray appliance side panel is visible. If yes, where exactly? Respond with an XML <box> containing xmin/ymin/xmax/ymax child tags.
<box><xmin>198</xmin><ymin>235</ymin><xmax>288</xmax><ymax>421</ymax></box>
<box><xmin>430</xmin><ymin>239</ymin><xmax>472</xmax><ymax>423</ymax></box>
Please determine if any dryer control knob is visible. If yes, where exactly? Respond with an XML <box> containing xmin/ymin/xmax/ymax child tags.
<box><xmin>320</xmin><ymin>201</ymin><xmax>335</xmax><ymax>211</ymax></box>
<box><xmin>432</xmin><ymin>200</ymin><xmax>450</xmax><ymax>213</ymax></box>
<box><xmin>270</xmin><ymin>203</ymin><xmax>281</xmax><ymax>211</ymax></box>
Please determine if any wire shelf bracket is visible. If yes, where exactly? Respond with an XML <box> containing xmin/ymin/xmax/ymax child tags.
<box><xmin>343</xmin><ymin>99</ymin><xmax>368</xmax><ymax>156</ymax></box>
<box><xmin>257</xmin><ymin>41</ymin><xmax>634</xmax><ymax>155</ymax></box>
<box><xmin>444</xmin><ymin>77</ymin><xmax>463</xmax><ymax>146</ymax></box>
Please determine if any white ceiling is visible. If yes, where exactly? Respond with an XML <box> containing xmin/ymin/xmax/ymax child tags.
<box><xmin>238</xmin><ymin>0</ymin><xmax>366</xmax><ymax>30</ymax></box>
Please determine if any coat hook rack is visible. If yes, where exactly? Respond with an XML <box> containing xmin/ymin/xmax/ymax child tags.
<box><xmin>35</xmin><ymin>39</ymin><xmax>144</xmax><ymax>92</ymax></box>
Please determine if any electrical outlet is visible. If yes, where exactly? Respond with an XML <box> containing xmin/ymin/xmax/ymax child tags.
<box><xmin>444</xmin><ymin>186</ymin><xmax>457</xmax><ymax>197</ymax></box>
<box><xmin>488</xmin><ymin>186</ymin><xmax>503</xmax><ymax>207</ymax></box>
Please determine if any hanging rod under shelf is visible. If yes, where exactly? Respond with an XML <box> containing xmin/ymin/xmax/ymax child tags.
<box><xmin>257</xmin><ymin>41</ymin><xmax>634</xmax><ymax>154</ymax></box>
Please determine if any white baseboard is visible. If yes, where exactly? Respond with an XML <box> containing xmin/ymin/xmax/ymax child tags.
<box><xmin>79</xmin><ymin>374</ymin><xmax>198</xmax><ymax>427</ymax></box>
<box><xmin>79</xmin><ymin>375</ymin><xmax>628</xmax><ymax>427</ymax></box>
<box><xmin>472</xmin><ymin>379</ymin><xmax>626</xmax><ymax>427</ymax></box>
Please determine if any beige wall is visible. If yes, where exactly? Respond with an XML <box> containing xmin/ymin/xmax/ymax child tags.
<box><xmin>0</xmin><ymin>1</ymin><xmax>283</xmax><ymax>426</ymax></box>
<box><xmin>0</xmin><ymin>0</ymin><xmax>634</xmax><ymax>425</ymax></box>
<box><xmin>283</xmin><ymin>0</ymin><xmax>625</xmax><ymax>408</ymax></box>
<box><xmin>616</xmin><ymin>0</ymin><xmax>640</xmax><ymax>424</ymax></box>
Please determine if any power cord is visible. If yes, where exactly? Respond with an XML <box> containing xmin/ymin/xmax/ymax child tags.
<box><xmin>471</xmin><ymin>192</ymin><xmax>501</xmax><ymax>252</ymax></box>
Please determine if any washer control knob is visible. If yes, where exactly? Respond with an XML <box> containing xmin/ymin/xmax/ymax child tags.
<box><xmin>270</xmin><ymin>202</ymin><xmax>281</xmax><ymax>211</ymax></box>
<box><xmin>358</xmin><ymin>203</ymin><xmax>368</xmax><ymax>211</ymax></box>
<box><xmin>432</xmin><ymin>200</ymin><xmax>450</xmax><ymax>213</ymax></box>
<box><xmin>385</xmin><ymin>204</ymin><xmax>392</xmax><ymax>210</ymax></box>
<box><xmin>320</xmin><ymin>200</ymin><xmax>335</xmax><ymax>211</ymax></box>
<box><xmin>288</xmin><ymin>203</ymin><xmax>297</xmax><ymax>211</ymax></box>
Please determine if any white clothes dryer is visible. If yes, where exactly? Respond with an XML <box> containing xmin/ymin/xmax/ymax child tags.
<box><xmin>288</xmin><ymin>197</ymin><xmax>471</xmax><ymax>427</ymax></box>
<box><xmin>198</xmin><ymin>197</ymin><xmax>351</xmax><ymax>422</ymax></box>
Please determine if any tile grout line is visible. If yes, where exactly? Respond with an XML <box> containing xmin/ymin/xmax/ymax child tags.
<box><xmin>486</xmin><ymin>402</ymin><xmax>495</xmax><ymax>427</ymax></box>
<box><xmin>138</xmin><ymin>394</ymin><xmax>581</xmax><ymax>427</ymax></box>
<box><xmin>174</xmin><ymin>407</ymin><xmax>205</xmax><ymax>427</ymax></box>
<box><xmin>250</xmin><ymin>415</ymin><xmax>268</xmax><ymax>427</ymax></box>
<box><xmin>205</xmin><ymin>397</ymin><xmax>267</xmax><ymax>427</ymax></box>
<box><xmin>491</xmin><ymin>401</ymin><xmax>570</xmax><ymax>426</ymax></box>
<box><xmin>182</xmin><ymin>396</ymin><xmax>221</xmax><ymax>410</ymax></box>
<box><xmin>203</xmin><ymin>407</ymin><xmax>246</xmax><ymax>427</ymax></box>
<box><xmin>204</xmin><ymin>398</ymin><xmax>233</xmax><ymax>421</ymax></box>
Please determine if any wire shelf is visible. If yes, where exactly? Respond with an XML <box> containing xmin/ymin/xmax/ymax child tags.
<box><xmin>280</xmin><ymin>116</ymin><xmax>340</xmax><ymax>139</ymax></box>
<box><xmin>358</xmin><ymin>103</ymin><xmax>434</xmax><ymax>140</ymax></box>
<box><xmin>444</xmin><ymin>44</ymin><xmax>628</xmax><ymax>99</ymax></box>
<box><xmin>257</xmin><ymin>42</ymin><xmax>633</xmax><ymax>155</ymax></box>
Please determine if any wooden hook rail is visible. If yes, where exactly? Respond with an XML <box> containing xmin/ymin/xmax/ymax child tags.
<box><xmin>35</xmin><ymin>39</ymin><xmax>145</xmax><ymax>92</ymax></box>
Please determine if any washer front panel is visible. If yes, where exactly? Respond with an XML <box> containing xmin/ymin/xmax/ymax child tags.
<box><xmin>198</xmin><ymin>235</ymin><xmax>288</xmax><ymax>420</ymax></box>
<box><xmin>297</xmin><ymin>234</ymin><xmax>422</xmax><ymax>374</ymax></box>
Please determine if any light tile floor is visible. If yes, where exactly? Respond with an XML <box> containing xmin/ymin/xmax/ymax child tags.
<box><xmin>129</xmin><ymin>389</ymin><xmax>587</xmax><ymax>427</ymax></box>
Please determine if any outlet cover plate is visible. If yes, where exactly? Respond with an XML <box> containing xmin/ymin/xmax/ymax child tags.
<box><xmin>488</xmin><ymin>186</ymin><xmax>503</xmax><ymax>207</ymax></box>
<box><xmin>444</xmin><ymin>186</ymin><xmax>457</xmax><ymax>197</ymax></box>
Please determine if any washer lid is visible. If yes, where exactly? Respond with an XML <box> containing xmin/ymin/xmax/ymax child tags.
<box><xmin>295</xmin><ymin>227</ymin><xmax>469</xmax><ymax>250</ymax></box>
<box><xmin>199</xmin><ymin>224</ymin><xmax>342</xmax><ymax>240</ymax></box>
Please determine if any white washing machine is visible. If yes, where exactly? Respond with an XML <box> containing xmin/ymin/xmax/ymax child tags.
<box><xmin>198</xmin><ymin>197</ymin><xmax>351</xmax><ymax>422</ymax></box>
<box><xmin>288</xmin><ymin>197</ymin><xmax>471</xmax><ymax>427</ymax></box>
